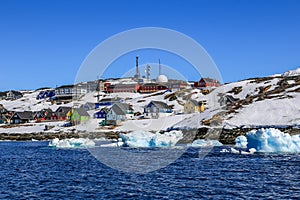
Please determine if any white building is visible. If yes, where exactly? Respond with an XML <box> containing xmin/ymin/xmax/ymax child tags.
<box><xmin>144</xmin><ymin>101</ymin><xmax>173</xmax><ymax>119</ymax></box>
<box><xmin>106</xmin><ymin>103</ymin><xmax>134</xmax><ymax>123</ymax></box>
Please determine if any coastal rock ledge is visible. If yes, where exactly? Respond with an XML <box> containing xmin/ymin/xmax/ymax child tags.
<box><xmin>0</xmin><ymin>127</ymin><xmax>299</xmax><ymax>145</ymax></box>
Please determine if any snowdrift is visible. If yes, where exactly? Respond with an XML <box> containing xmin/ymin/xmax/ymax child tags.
<box><xmin>49</xmin><ymin>138</ymin><xmax>95</xmax><ymax>148</ymax></box>
<box><xmin>119</xmin><ymin>130</ymin><xmax>183</xmax><ymax>147</ymax></box>
<box><xmin>235</xmin><ymin>128</ymin><xmax>300</xmax><ymax>153</ymax></box>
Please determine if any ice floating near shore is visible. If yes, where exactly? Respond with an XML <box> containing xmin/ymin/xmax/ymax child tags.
<box><xmin>119</xmin><ymin>130</ymin><xmax>183</xmax><ymax>148</ymax></box>
<box><xmin>188</xmin><ymin>139</ymin><xmax>223</xmax><ymax>147</ymax></box>
<box><xmin>235</xmin><ymin>136</ymin><xmax>248</xmax><ymax>149</ymax></box>
<box><xmin>235</xmin><ymin>128</ymin><xmax>300</xmax><ymax>153</ymax></box>
<box><xmin>229</xmin><ymin>147</ymin><xmax>257</xmax><ymax>155</ymax></box>
<box><xmin>49</xmin><ymin>138</ymin><xmax>95</xmax><ymax>148</ymax></box>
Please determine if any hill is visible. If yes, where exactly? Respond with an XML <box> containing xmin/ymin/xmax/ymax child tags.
<box><xmin>0</xmin><ymin>68</ymin><xmax>299</xmax><ymax>142</ymax></box>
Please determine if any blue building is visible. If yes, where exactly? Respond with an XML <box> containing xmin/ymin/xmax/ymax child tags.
<box><xmin>94</xmin><ymin>108</ymin><xmax>109</xmax><ymax>119</ymax></box>
<box><xmin>36</xmin><ymin>90</ymin><xmax>55</xmax><ymax>100</ymax></box>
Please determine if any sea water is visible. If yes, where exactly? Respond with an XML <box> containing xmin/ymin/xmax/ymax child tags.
<box><xmin>0</xmin><ymin>141</ymin><xmax>299</xmax><ymax>199</ymax></box>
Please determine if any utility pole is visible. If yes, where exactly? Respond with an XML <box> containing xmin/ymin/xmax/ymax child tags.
<box><xmin>159</xmin><ymin>59</ymin><xmax>161</xmax><ymax>75</ymax></box>
<box><xmin>97</xmin><ymin>75</ymin><xmax>100</xmax><ymax>102</ymax></box>
<box><xmin>146</xmin><ymin>65</ymin><xmax>151</xmax><ymax>80</ymax></box>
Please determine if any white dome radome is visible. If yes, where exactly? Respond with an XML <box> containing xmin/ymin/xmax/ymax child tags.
<box><xmin>157</xmin><ymin>75</ymin><xmax>168</xmax><ymax>83</ymax></box>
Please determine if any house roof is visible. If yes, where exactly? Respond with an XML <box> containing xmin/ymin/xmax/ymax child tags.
<box><xmin>224</xmin><ymin>95</ymin><xmax>239</xmax><ymax>102</ymax></box>
<box><xmin>101</xmin><ymin>107</ymin><xmax>109</xmax><ymax>113</ymax></box>
<box><xmin>15</xmin><ymin>111</ymin><xmax>34</xmax><ymax>120</ymax></box>
<box><xmin>73</xmin><ymin>107</ymin><xmax>90</xmax><ymax>117</ymax></box>
<box><xmin>0</xmin><ymin>92</ymin><xmax>6</xmax><ymax>97</ymax></box>
<box><xmin>99</xmin><ymin>97</ymin><xmax>122</xmax><ymax>102</ymax></box>
<box><xmin>111</xmin><ymin>103</ymin><xmax>133</xmax><ymax>115</ymax></box>
<box><xmin>85</xmin><ymin>102</ymin><xmax>95</xmax><ymax>107</ymax></box>
<box><xmin>111</xmin><ymin>105</ymin><xmax>125</xmax><ymax>115</ymax></box>
<box><xmin>81</xmin><ymin>102</ymin><xmax>95</xmax><ymax>110</ymax></box>
<box><xmin>55</xmin><ymin>106</ymin><xmax>72</xmax><ymax>114</ymax></box>
<box><xmin>150</xmin><ymin>101</ymin><xmax>170</xmax><ymax>109</ymax></box>
<box><xmin>95</xmin><ymin>107</ymin><xmax>109</xmax><ymax>114</ymax></box>
<box><xmin>36</xmin><ymin>108</ymin><xmax>54</xmax><ymax>118</ymax></box>
<box><xmin>56</xmin><ymin>85</ymin><xmax>74</xmax><ymax>89</ymax></box>
<box><xmin>200</xmin><ymin>78</ymin><xmax>221</xmax><ymax>84</ymax></box>
<box><xmin>188</xmin><ymin>99</ymin><xmax>202</xmax><ymax>106</ymax></box>
<box><xmin>6</xmin><ymin>90</ymin><xmax>23</xmax><ymax>96</ymax></box>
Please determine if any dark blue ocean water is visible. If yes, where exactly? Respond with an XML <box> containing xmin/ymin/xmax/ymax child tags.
<box><xmin>0</xmin><ymin>141</ymin><xmax>299</xmax><ymax>200</ymax></box>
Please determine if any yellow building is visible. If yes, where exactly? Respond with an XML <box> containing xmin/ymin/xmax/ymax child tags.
<box><xmin>184</xmin><ymin>99</ymin><xmax>205</xmax><ymax>114</ymax></box>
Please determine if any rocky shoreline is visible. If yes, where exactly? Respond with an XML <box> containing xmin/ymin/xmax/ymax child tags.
<box><xmin>179</xmin><ymin>126</ymin><xmax>300</xmax><ymax>144</ymax></box>
<box><xmin>0</xmin><ymin>126</ymin><xmax>299</xmax><ymax>145</ymax></box>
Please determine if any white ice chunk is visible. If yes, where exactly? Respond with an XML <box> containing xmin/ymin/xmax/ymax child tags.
<box><xmin>49</xmin><ymin>138</ymin><xmax>95</xmax><ymax>148</ymax></box>
<box><xmin>220</xmin><ymin>148</ymin><xmax>229</xmax><ymax>153</ymax></box>
<box><xmin>234</xmin><ymin>128</ymin><xmax>300</xmax><ymax>153</ymax></box>
<box><xmin>188</xmin><ymin>139</ymin><xmax>223</xmax><ymax>147</ymax></box>
<box><xmin>119</xmin><ymin>130</ymin><xmax>183</xmax><ymax>148</ymax></box>
<box><xmin>235</xmin><ymin>135</ymin><xmax>248</xmax><ymax>148</ymax></box>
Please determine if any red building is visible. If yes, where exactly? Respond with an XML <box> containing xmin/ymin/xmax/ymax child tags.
<box><xmin>194</xmin><ymin>78</ymin><xmax>221</xmax><ymax>88</ymax></box>
<box><xmin>104</xmin><ymin>82</ymin><xmax>169</xmax><ymax>93</ymax></box>
<box><xmin>138</xmin><ymin>83</ymin><xmax>168</xmax><ymax>93</ymax></box>
<box><xmin>106</xmin><ymin>84</ymin><xmax>139</xmax><ymax>93</ymax></box>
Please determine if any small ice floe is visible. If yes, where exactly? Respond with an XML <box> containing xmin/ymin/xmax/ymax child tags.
<box><xmin>49</xmin><ymin>138</ymin><xmax>95</xmax><ymax>148</ymax></box>
<box><xmin>98</xmin><ymin>138</ymin><xmax>123</xmax><ymax>147</ymax></box>
<box><xmin>93</xmin><ymin>137</ymin><xmax>107</xmax><ymax>141</ymax></box>
<box><xmin>188</xmin><ymin>139</ymin><xmax>223</xmax><ymax>147</ymax></box>
<box><xmin>220</xmin><ymin>148</ymin><xmax>229</xmax><ymax>153</ymax></box>
<box><xmin>230</xmin><ymin>147</ymin><xmax>240</xmax><ymax>154</ymax></box>
<box><xmin>230</xmin><ymin>147</ymin><xmax>256</xmax><ymax>155</ymax></box>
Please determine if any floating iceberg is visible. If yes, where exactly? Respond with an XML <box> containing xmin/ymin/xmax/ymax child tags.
<box><xmin>188</xmin><ymin>139</ymin><xmax>223</xmax><ymax>147</ymax></box>
<box><xmin>49</xmin><ymin>138</ymin><xmax>95</xmax><ymax>148</ymax></box>
<box><xmin>235</xmin><ymin>128</ymin><xmax>300</xmax><ymax>153</ymax></box>
<box><xmin>119</xmin><ymin>131</ymin><xmax>183</xmax><ymax>148</ymax></box>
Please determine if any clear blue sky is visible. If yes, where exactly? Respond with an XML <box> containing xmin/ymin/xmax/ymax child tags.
<box><xmin>1</xmin><ymin>0</ymin><xmax>300</xmax><ymax>91</ymax></box>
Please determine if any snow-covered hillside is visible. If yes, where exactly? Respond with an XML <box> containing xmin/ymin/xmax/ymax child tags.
<box><xmin>0</xmin><ymin>90</ymin><xmax>72</xmax><ymax>112</ymax></box>
<box><xmin>0</xmin><ymin>68</ymin><xmax>299</xmax><ymax>134</ymax></box>
<box><xmin>282</xmin><ymin>67</ymin><xmax>300</xmax><ymax>77</ymax></box>
<box><xmin>172</xmin><ymin>71</ymin><xmax>300</xmax><ymax>129</ymax></box>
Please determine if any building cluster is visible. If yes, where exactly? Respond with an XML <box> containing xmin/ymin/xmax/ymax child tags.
<box><xmin>0</xmin><ymin>91</ymin><xmax>23</xmax><ymax>100</ymax></box>
<box><xmin>0</xmin><ymin>56</ymin><xmax>222</xmax><ymax>127</ymax></box>
<box><xmin>93</xmin><ymin>97</ymin><xmax>207</xmax><ymax>126</ymax></box>
<box><xmin>0</xmin><ymin>105</ymin><xmax>90</xmax><ymax>126</ymax></box>
<box><xmin>47</xmin><ymin>56</ymin><xmax>221</xmax><ymax>103</ymax></box>
<box><xmin>0</xmin><ymin>79</ymin><xmax>221</xmax><ymax>126</ymax></box>
<box><xmin>0</xmin><ymin>93</ymin><xmax>210</xmax><ymax>127</ymax></box>
<box><xmin>93</xmin><ymin>100</ymin><xmax>174</xmax><ymax>126</ymax></box>
<box><xmin>48</xmin><ymin>76</ymin><xmax>220</xmax><ymax>104</ymax></box>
